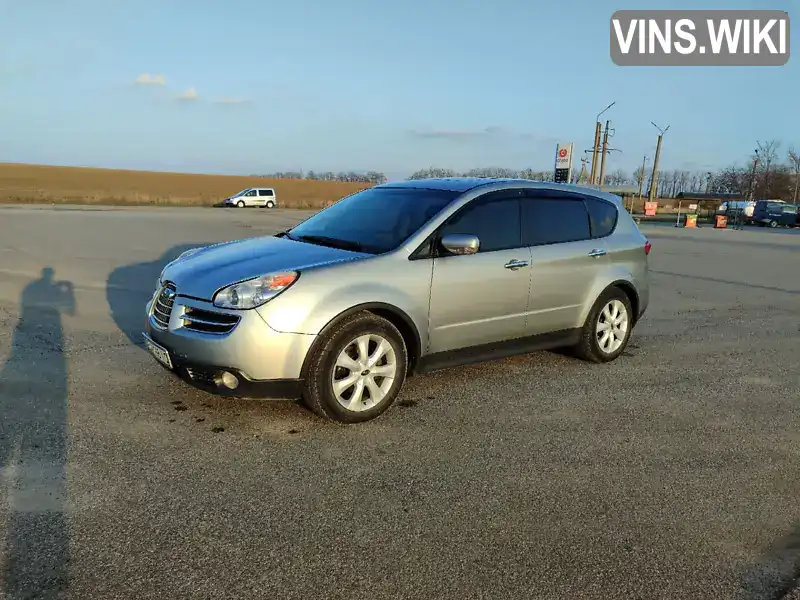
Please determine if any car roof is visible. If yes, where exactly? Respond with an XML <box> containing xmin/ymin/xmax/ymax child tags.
<box><xmin>376</xmin><ymin>178</ymin><xmax>624</xmax><ymax>206</ymax></box>
<box><xmin>377</xmin><ymin>178</ymin><xmax>517</xmax><ymax>192</ymax></box>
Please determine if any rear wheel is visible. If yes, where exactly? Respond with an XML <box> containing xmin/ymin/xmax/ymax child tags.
<box><xmin>770</xmin><ymin>220</ymin><xmax>778</xmax><ymax>228</ymax></box>
<box><xmin>301</xmin><ymin>311</ymin><xmax>407</xmax><ymax>423</ymax></box>
<box><xmin>265</xmin><ymin>200</ymin><xmax>275</xmax><ymax>208</ymax></box>
<box><xmin>572</xmin><ymin>287</ymin><xmax>633</xmax><ymax>363</ymax></box>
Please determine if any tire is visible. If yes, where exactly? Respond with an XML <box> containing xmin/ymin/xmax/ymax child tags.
<box><xmin>265</xmin><ymin>200</ymin><xmax>275</xmax><ymax>208</ymax></box>
<box><xmin>301</xmin><ymin>311</ymin><xmax>408</xmax><ymax>423</ymax></box>
<box><xmin>572</xmin><ymin>287</ymin><xmax>634</xmax><ymax>363</ymax></box>
<box><xmin>237</xmin><ymin>200</ymin><xmax>245</xmax><ymax>208</ymax></box>
<box><xmin>770</xmin><ymin>220</ymin><xmax>778</xmax><ymax>228</ymax></box>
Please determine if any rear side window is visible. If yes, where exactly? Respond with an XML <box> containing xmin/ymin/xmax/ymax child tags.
<box><xmin>521</xmin><ymin>197</ymin><xmax>591</xmax><ymax>246</ymax></box>
<box><xmin>439</xmin><ymin>194</ymin><xmax>522</xmax><ymax>253</ymax></box>
<box><xmin>258</xmin><ymin>189</ymin><xmax>274</xmax><ymax>197</ymax></box>
<box><xmin>584</xmin><ymin>197</ymin><xmax>618</xmax><ymax>238</ymax></box>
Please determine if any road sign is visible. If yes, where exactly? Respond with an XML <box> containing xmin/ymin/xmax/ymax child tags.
<box><xmin>553</xmin><ymin>143</ymin><xmax>574</xmax><ymax>183</ymax></box>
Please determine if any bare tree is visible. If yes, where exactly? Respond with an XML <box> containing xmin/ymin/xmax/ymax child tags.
<box><xmin>633</xmin><ymin>165</ymin><xmax>646</xmax><ymax>190</ymax></box>
<box><xmin>788</xmin><ymin>147</ymin><xmax>800</xmax><ymax>203</ymax></box>
<box><xmin>677</xmin><ymin>170</ymin><xmax>691</xmax><ymax>196</ymax></box>
<box><xmin>756</xmin><ymin>139</ymin><xmax>781</xmax><ymax>197</ymax></box>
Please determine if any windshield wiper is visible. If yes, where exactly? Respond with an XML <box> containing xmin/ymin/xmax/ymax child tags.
<box><xmin>275</xmin><ymin>230</ymin><xmax>297</xmax><ymax>240</ymax></box>
<box><xmin>296</xmin><ymin>235</ymin><xmax>364</xmax><ymax>252</ymax></box>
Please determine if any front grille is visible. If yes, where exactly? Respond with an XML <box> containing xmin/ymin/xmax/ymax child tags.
<box><xmin>152</xmin><ymin>283</ymin><xmax>177</xmax><ymax>329</ymax></box>
<box><xmin>179</xmin><ymin>307</ymin><xmax>240</xmax><ymax>335</ymax></box>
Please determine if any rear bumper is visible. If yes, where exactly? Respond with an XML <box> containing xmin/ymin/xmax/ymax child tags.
<box><xmin>143</xmin><ymin>294</ymin><xmax>315</xmax><ymax>397</ymax></box>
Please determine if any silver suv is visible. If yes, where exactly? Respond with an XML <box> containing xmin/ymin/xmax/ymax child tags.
<box><xmin>143</xmin><ymin>178</ymin><xmax>651</xmax><ymax>423</ymax></box>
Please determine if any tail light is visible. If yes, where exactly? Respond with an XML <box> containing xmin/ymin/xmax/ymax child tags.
<box><xmin>644</xmin><ymin>240</ymin><xmax>652</xmax><ymax>255</ymax></box>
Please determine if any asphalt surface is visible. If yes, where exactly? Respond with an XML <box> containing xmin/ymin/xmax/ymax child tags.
<box><xmin>0</xmin><ymin>205</ymin><xmax>799</xmax><ymax>600</ymax></box>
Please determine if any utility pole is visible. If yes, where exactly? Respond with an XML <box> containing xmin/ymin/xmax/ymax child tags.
<box><xmin>746</xmin><ymin>149</ymin><xmax>760</xmax><ymax>202</ymax></box>
<box><xmin>589</xmin><ymin>122</ymin><xmax>601</xmax><ymax>184</ymax></box>
<box><xmin>598</xmin><ymin>120</ymin><xmax>612</xmax><ymax>188</ymax></box>
<box><xmin>648</xmin><ymin>122</ymin><xmax>670</xmax><ymax>202</ymax></box>
<box><xmin>590</xmin><ymin>101</ymin><xmax>615</xmax><ymax>185</ymax></box>
<box><xmin>577</xmin><ymin>156</ymin><xmax>589</xmax><ymax>184</ymax></box>
<box><xmin>637</xmin><ymin>155</ymin><xmax>649</xmax><ymax>211</ymax></box>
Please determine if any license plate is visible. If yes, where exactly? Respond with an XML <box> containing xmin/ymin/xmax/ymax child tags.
<box><xmin>142</xmin><ymin>333</ymin><xmax>173</xmax><ymax>369</ymax></box>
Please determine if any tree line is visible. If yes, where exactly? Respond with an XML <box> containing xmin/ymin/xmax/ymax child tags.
<box><xmin>257</xmin><ymin>139</ymin><xmax>800</xmax><ymax>202</ymax></box>
<box><xmin>255</xmin><ymin>170</ymin><xmax>389</xmax><ymax>184</ymax></box>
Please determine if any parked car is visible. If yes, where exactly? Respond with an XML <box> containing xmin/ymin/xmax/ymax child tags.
<box><xmin>751</xmin><ymin>200</ymin><xmax>798</xmax><ymax>228</ymax></box>
<box><xmin>143</xmin><ymin>178</ymin><xmax>651</xmax><ymax>423</ymax></box>
<box><xmin>717</xmin><ymin>200</ymin><xmax>756</xmax><ymax>224</ymax></box>
<box><xmin>222</xmin><ymin>187</ymin><xmax>277</xmax><ymax>208</ymax></box>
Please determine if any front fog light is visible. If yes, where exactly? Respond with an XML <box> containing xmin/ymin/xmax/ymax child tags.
<box><xmin>217</xmin><ymin>371</ymin><xmax>239</xmax><ymax>390</ymax></box>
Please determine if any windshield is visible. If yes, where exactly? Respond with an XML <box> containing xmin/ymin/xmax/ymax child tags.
<box><xmin>287</xmin><ymin>186</ymin><xmax>460</xmax><ymax>254</ymax></box>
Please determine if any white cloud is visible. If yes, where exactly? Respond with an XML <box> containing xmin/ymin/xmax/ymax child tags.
<box><xmin>135</xmin><ymin>73</ymin><xmax>166</xmax><ymax>85</ymax></box>
<box><xmin>213</xmin><ymin>97</ymin><xmax>251</xmax><ymax>105</ymax></box>
<box><xmin>177</xmin><ymin>87</ymin><xmax>199</xmax><ymax>101</ymax></box>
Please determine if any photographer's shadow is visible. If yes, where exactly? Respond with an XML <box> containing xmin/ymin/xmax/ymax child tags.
<box><xmin>106</xmin><ymin>244</ymin><xmax>209</xmax><ymax>347</ymax></box>
<box><xmin>0</xmin><ymin>267</ymin><xmax>75</xmax><ymax>599</ymax></box>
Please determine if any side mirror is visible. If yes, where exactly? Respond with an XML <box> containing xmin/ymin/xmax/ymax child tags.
<box><xmin>440</xmin><ymin>233</ymin><xmax>480</xmax><ymax>255</ymax></box>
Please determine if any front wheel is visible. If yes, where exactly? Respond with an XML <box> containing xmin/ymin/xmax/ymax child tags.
<box><xmin>572</xmin><ymin>287</ymin><xmax>633</xmax><ymax>363</ymax></box>
<box><xmin>237</xmin><ymin>200</ymin><xmax>245</xmax><ymax>208</ymax></box>
<box><xmin>301</xmin><ymin>311</ymin><xmax>408</xmax><ymax>423</ymax></box>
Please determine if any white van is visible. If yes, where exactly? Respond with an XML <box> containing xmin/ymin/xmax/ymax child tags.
<box><xmin>223</xmin><ymin>187</ymin><xmax>277</xmax><ymax>208</ymax></box>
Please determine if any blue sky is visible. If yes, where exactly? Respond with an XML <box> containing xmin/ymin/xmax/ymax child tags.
<box><xmin>1</xmin><ymin>0</ymin><xmax>797</xmax><ymax>180</ymax></box>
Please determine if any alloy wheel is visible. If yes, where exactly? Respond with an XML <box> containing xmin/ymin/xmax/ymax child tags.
<box><xmin>596</xmin><ymin>299</ymin><xmax>629</xmax><ymax>354</ymax></box>
<box><xmin>331</xmin><ymin>334</ymin><xmax>397</xmax><ymax>412</ymax></box>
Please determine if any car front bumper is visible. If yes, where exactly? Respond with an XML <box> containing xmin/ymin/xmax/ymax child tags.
<box><xmin>143</xmin><ymin>294</ymin><xmax>316</xmax><ymax>398</ymax></box>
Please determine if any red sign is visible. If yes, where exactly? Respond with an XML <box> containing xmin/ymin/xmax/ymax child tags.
<box><xmin>558</xmin><ymin>148</ymin><xmax>568</xmax><ymax>158</ymax></box>
<box><xmin>644</xmin><ymin>201</ymin><xmax>658</xmax><ymax>216</ymax></box>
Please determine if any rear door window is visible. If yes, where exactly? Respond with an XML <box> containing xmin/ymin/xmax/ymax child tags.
<box><xmin>520</xmin><ymin>193</ymin><xmax>592</xmax><ymax>247</ymax></box>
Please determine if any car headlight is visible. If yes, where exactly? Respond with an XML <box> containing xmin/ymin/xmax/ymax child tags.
<box><xmin>213</xmin><ymin>271</ymin><xmax>299</xmax><ymax>309</ymax></box>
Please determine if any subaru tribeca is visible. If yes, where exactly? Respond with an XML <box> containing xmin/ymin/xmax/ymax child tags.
<box><xmin>143</xmin><ymin>178</ymin><xmax>651</xmax><ymax>423</ymax></box>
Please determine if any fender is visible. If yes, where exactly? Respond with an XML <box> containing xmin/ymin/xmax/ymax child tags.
<box><xmin>582</xmin><ymin>278</ymin><xmax>641</xmax><ymax>325</ymax></box>
<box><xmin>299</xmin><ymin>302</ymin><xmax>424</xmax><ymax>378</ymax></box>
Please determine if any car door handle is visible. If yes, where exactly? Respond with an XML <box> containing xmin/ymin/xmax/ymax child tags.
<box><xmin>588</xmin><ymin>248</ymin><xmax>607</xmax><ymax>257</ymax></box>
<box><xmin>504</xmin><ymin>259</ymin><xmax>530</xmax><ymax>270</ymax></box>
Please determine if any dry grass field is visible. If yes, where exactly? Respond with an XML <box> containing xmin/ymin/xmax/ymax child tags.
<box><xmin>0</xmin><ymin>163</ymin><xmax>372</xmax><ymax>209</ymax></box>
<box><xmin>0</xmin><ymin>162</ymin><xmax>712</xmax><ymax>215</ymax></box>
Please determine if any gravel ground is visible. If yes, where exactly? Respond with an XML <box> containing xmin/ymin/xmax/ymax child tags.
<box><xmin>0</xmin><ymin>205</ymin><xmax>799</xmax><ymax>600</ymax></box>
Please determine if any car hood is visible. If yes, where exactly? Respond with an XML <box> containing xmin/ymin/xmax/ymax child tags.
<box><xmin>161</xmin><ymin>235</ymin><xmax>370</xmax><ymax>299</ymax></box>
